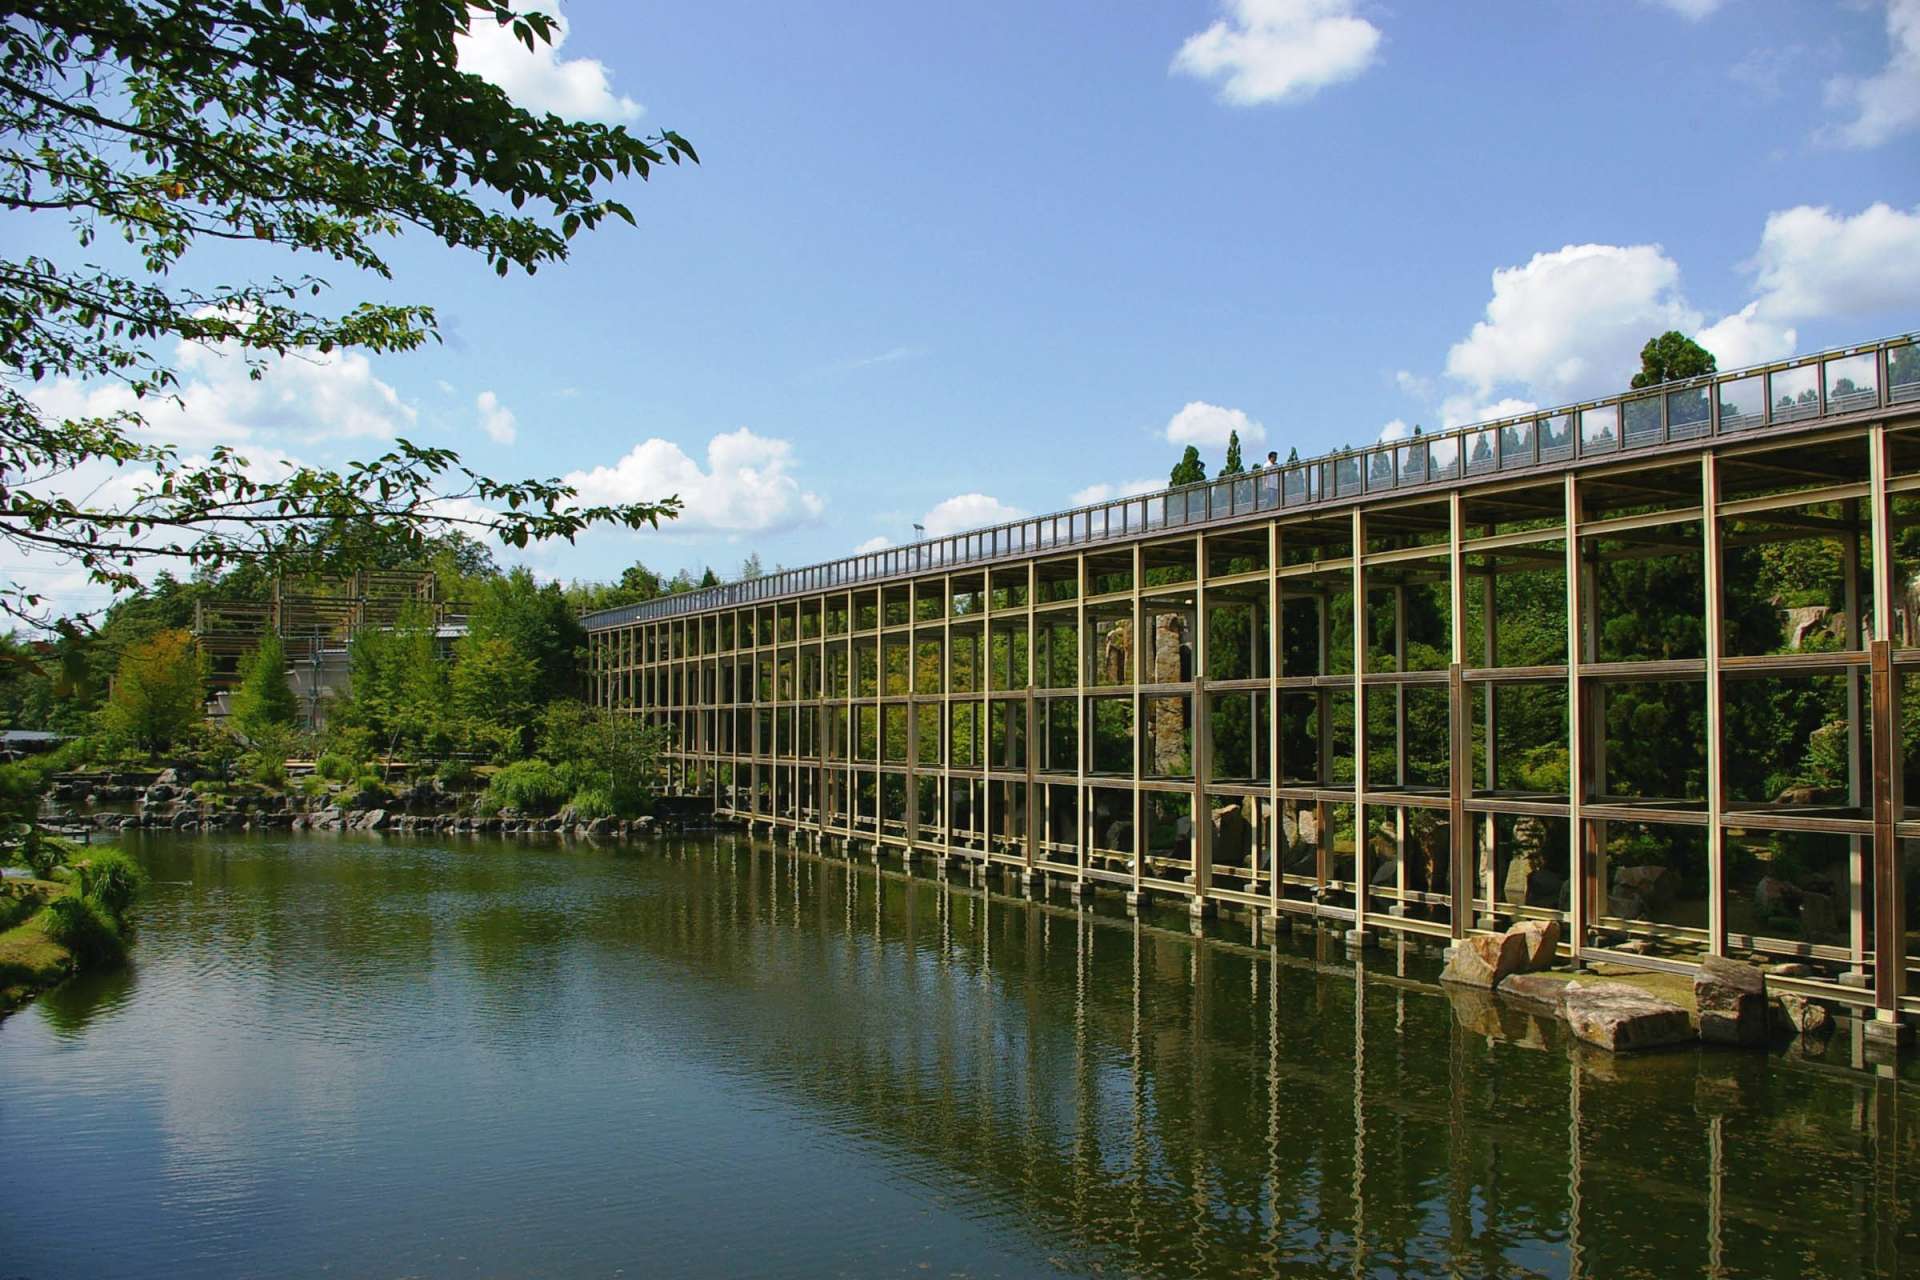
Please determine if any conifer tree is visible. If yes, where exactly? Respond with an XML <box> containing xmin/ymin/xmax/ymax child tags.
<box><xmin>1170</xmin><ymin>446</ymin><xmax>1208</xmax><ymax>486</ymax></box>
<box><xmin>230</xmin><ymin>632</ymin><xmax>299</xmax><ymax>741</ymax></box>
<box><xmin>1221</xmin><ymin>431</ymin><xmax>1246</xmax><ymax>476</ymax></box>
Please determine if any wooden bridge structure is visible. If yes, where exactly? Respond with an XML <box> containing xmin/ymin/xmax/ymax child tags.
<box><xmin>583</xmin><ymin>333</ymin><xmax>1920</xmax><ymax>1036</ymax></box>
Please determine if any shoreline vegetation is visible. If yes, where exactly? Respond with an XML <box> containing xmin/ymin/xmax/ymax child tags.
<box><xmin>0</xmin><ymin>845</ymin><xmax>143</xmax><ymax>1020</ymax></box>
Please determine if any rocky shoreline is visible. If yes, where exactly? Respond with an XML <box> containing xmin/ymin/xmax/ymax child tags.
<box><xmin>42</xmin><ymin>768</ymin><xmax>726</xmax><ymax>841</ymax></box>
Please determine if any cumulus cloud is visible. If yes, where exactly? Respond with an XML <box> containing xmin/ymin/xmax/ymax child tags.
<box><xmin>1172</xmin><ymin>0</ymin><xmax>1382</xmax><ymax>106</ymax></box>
<box><xmin>1164</xmin><ymin>400</ymin><xmax>1267</xmax><ymax>449</ymax></box>
<box><xmin>1694</xmin><ymin>303</ymin><xmax>1796</xmax><ymax>369</ymax></box>
<box><xmin>563</xmin><ymin>428</ymin><xmax>825</xmax><ymax>534</ymax></box>
<box><xmin>457</xmin><ymin>1</ymin><xmax>642</xmax><ymax>122</ymax></box>
<box><xmin>921</xmin><ymin>493</ymin><xmax>1027</xmax><ymax>538</ymax></box>
<box><xmin>1743</xmin><ymin>202</ymin><xmax>1920</xmax><ymax>321</ymax></box>
<box><xmin>31</xmin><ymin>340</ymin><xmax>414</xmax><ymax>454</ymax></box>
<box><xmin>853</xmin><ymin>535</ymin><xmax>894</xmax><ymax>554</ymax></box>
<box><xmin>1444</xmin><ymin>243</ymin><xmax>1703</xmax><ymax>401</ymax></box>
<box><xmin>1071</xmin><ymin>478</ymin><xmax>1162</xmax><ymax>506</ymax></box>
<box><xmin>475</xmin><ymin>390</ymin><xmax>517</xmax><ymax>445</ymax></box>
<box><xmin>1822</xmin><ymin>0</ymin><xmax>1920</xmax><ymax>148</ymax></box>
<box><xmin>1439</xmin><ymin>395</ymin><xmax>1539</xmax><ymax>430</ymax></box>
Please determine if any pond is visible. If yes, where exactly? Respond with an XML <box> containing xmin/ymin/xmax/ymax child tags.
<box><xmin>0</xmin><ymin>832</ymin><xmax>1914</xmax><ymax>1278</ymax></box>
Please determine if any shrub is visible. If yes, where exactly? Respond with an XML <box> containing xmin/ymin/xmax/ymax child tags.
<box><xmin>349</xmin><ymin>773</ymin><xmax>390</xmax><ymax>807</ymax></box>
<box><xmin>249</xmin><ymin>753</ymin><xmax>289</xmax><ymax>789</ymax></box>
<box><xmin>75</xmin><ymin>849</ymin><xmax>146</xmax><ymax>923</ymax></box>
<box><xmin>435</xmin><ymin>758</ymin><xmax>476</xmax><ymax>790</ymax></box>
<box><xmin>316</xmin><ymin>753</ymin><xmax>357</xmax><ymax>781</ymax></box>
<box><xmin>19</xmin><ymin>830</ymin><xmax>63</xmax><ymax>879</ymax></box>
<box><xmin>299</xmin><ymin>775</ymin><xmax>332</xmax><ymax>799</ymax></box>
<box><xmin>482</xmin><ymin>759</ymin><xmax>569</xmax><ymax>816</ymax></box>
<box><xmin>567</xmin><ymin>785</ymin><xmax>614</xmax><ymax>820</ymax></box>
<box><xmin>41</xmin><ymin>894</ymin><xmax>125</xmax><ymax>967</ymax></box>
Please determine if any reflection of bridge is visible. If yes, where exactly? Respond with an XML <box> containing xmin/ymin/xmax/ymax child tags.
<box><xmin>586</xmin><ymin>335</ymin><xmax>1920</xmax><ymax>1033</ymax></box>
<box><xmin>627</xmin><ymin>835</ymin><xmax>1913</xmax><ymax>1279</ymax></box>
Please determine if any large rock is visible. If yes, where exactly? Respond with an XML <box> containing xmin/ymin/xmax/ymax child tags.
<box><xmin>1503</xmin><ymin>853</ymin><xmax>1536</xmax><ymax>905</ymax></box>
<box><xmin>357</xmin><ymin>809</ymin><xmax>389</xmax><ymax>831</ymax></box>
<box><xmin>1499</xmin><ymin>972</ymin><xmax>1570</xmax><ymax>1014</ymax></box>
<box><xmin>1612</xmin><ymin>865</ymin><xmax>1676</xmax><ymax>911</ymax></box>
<box><xmin>1563</xmin><ymin>982</ymin><xmax>1694</xmax><ymax>1052</ymax></box>
<box><xmin>1773</xmin><ymin>993</ymin><xmax>1834</xmax><ymax>1039</ymax></box>
<box><xmin>1440</xmin><ymin>931</ymin><xmax>1530</xmax><ymax>989</ymax></box>
<box><xmin>1695</xmin><ymin>956</ymin><xmax>1768</xmax><ymax>1045</ymax></box>
<box><xmin>1505</xmin><ymin>918</ymin><xmax>1561</xmax><ymax>972</ymax></box>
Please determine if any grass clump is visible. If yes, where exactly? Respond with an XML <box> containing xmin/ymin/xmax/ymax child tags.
<box><xmin>482</xmin><ymin>759</ymin><xmax>569</xmax><ymax>816</ymax></box>
<box><xmin>74</xmin><ymin>849</ymin><xmax>147</xmax><ymax>921</ymax></box>
<box><xmin>39</xmin><ymin>894</ymin><xmax>125</xmax><ymax>967</ymax></box>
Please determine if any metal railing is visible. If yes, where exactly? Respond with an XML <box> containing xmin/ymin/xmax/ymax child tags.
<box><xmin>583</xmin><ymin>333</ymin><xmax>1920</xmax><ymax>630</ymax></box>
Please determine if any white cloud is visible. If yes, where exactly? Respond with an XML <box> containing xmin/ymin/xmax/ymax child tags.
<box><xmin>1378</xmin><ymin>418</ymin><xmax>1412</xmax><ymax>442</ymax></box>
<box><xmin>32</xmin><ymin>341</ymin><xmax>414</xmax><ymax>454</ymax></box>
<box><xmin>1822</xmin><ymin>0</ymin><xmax>1920</xmax><ymax>148</ymax></box>
<box><xmin>1694</xmin><ymin>302</ymin><xmax>1797</xmax><ymax>369</ymax></box>
<box><xmin>852</xmin><ymin>535</ymin><xmax>894</xmax><ymax>554</ymax></box>
<box><xmin>1393</xmin><ymin>369</ymin><xmax>1434</xmax><ymax>400</ymax></box>
<box><xmin>1164</xmin><ymin>400</ymin><xmax>1267</xmax><ymax>449</ymax></box>
<box><xmin>1444</xmin><ymin>243</ymin><xmax>1702</xmax><ymax>400</ymax></box>
<box><xmin>1172</xmin><ymin>0</ymin><xmax>1382</xmax><ymax>106</ymax></box>
<box><xmin>1643</xmin><ymin>0</ymin><xmax>1727</xmax><ymax>19</ymax></box>
<box><xmin>1071</xmin><ymin>478</ymin><xmax>1161</xmax><ymax>506</ymax></box>
<box><xmin>1439</xmin><ymin>395</ymin><xmax>1539</xmax><ymax>430</ymax></box>
<box><xmin>1742</xmin><ymin>202</ymin><xmax>1920</xmax><ymax>322</ymax></box>
<box><xmin>475</xmin><ymin>390</ymin><xmax>518</xmax><ymax>445</ymax></box>
<box><xmin>457</xmin><ymin>1</ymin><xmax>642</xmax><ymax>123</ymax></box>
<box><xmin>922</xmin><ymin>493</ymin><xmax>1027</xmax><ymax>538</ymax></box>
<box><xmin>563</xmin><ymin>428</ymin><xmax>825</xmax><ymax>533</ymax></box>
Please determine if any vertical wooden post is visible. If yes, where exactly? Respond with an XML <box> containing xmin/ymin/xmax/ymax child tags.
<box><xmin>1867</xmin><ymin>426</ymin><xmax>1906</xmax><ymax>1018</ymax></box>
<box><xmin>1565</xmin><ymin>473</ymin><xmax>1588</xmax><ymax>963</ymax></box>
<box><xmin>1194</xmin><ymin>534</ymin><xmax>1211</xmax><ymax>906</ymax></box>
<box><xmin>1703</xmin><ymin>452</ymin><xmax>1727</xmax><ymax>957</ymax></box>
<box><xmin>1270</xmin><ymin>520</ymin><xmax>1284</xmax><ymax>921</ymax></box>
<box><xmin>1351</xmin><ymin>506</ymin><xmax>1370</xmax><ymax>942</ymax></box>
<box><xmin>1448</xmin><ymin>491</ymin><xmax>1470</xmax><ymax>938</ymax></box>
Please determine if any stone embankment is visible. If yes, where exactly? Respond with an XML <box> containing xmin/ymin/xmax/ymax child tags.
<box><xmin>41</xmin><ymin>769</ymin><xmax>722</xmax><ymax>841</ymax></box>
<box><xmin>1441</xmin><ymin>919</ymin><xmax>1836</xmax><ymax>1054</ymax></box>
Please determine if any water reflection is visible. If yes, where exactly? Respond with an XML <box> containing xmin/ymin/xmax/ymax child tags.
<box><xmin>1</xmin><ymin>831</ymin><xmax>1914</xmax><ymax>1279</ymax></box>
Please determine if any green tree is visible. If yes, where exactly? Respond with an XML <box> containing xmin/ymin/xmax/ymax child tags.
<box><xmin>99</xmin><ymin>629</ymin><xmax>204</xmax><ymax>753</ymax></box>
<box><xmin>229</xmin><ymin>631</ymin><xmax>298</xmax><ymax>740</ymax></box>
<box><xmin>1</xmin><ymin>2</ymin><xmax>691</xmax><ymax>626</ymax></box>
<box><xmin>465</xmin><ymin>568</ymin><xmax>582</xmax><ymax>705</ymax></box>
<box><xmin>341</xmin><ymin>605</ymin><xmax>446</xmax><ymax>754</ymax></box>
<box><xmin>451</xmin><ymin>635</ymin><xmax>540</xmax><ymax>757</ymax></box>
<box><xmin>698</xmin><ymin>567</ymin><xmax>720</xmax><ymax>588</ymax></box>
<box><xmin>1170</xmin><ymin>446</ymin><xmax>1208</xmax><ymax>486</ymax></box>
<box><xmin>1221</xmin><ymin>431</ymin><xmax>1246</xmax><ymax>476</ymax></box>
<box><xmin>1631</xmin><ymin>331</ymin><xmax>1718</xmax><ymax>389</ymax></box>
<box><xmin>739</xmin><ymin>553</ymin><xmax>765</xmax><ymax>581</ymax></box>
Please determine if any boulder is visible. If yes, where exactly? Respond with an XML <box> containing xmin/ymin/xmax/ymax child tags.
<box><xmin>1612</xmin><ymin>865</ymin><xmax>1676</xmax><ymax>910</ymax></box>
<box><xmin>1562</xmin><ymin>982</ymin><xmax>1694</xmax><ymax>1052</ymax></box>
<box><xmin>1694</xmin><ymin>956</ymin><xmax>1768</xmax><ymax>1046</ymax></box>
<box><xmin>1773</xmin><ymin>993</ymin><xmax>1834</xmax><ymax>1039</ymax></box>
<box><xmin>170</xmin><ymin>809</ymin><xmax>197</xmax><ymax>830</ymax></box>
<box><xmin>1440</xmin><ymin>931</ymin><xmax>1530</xmax><ymax>989</ymax></box>
<box><xmin>1609</xmin><ymin>891</ymin><xmax>1648</xmax><ymax>922</ymax></box>
<box><xmin>357</xmin><ymin>809</ymin><xmax>389</xmax><ymax>831</ymax></box>
<box><xmin>1753</xmin><ymin>875</ymin><xmax>1801</xmax><ymax>916</ymax></box>
<box><xmin>1499</xmin><ymin>972</ymin><xmax>1570</xmax><ymax>1014</ymax></box>
<box><xmin>1505</xmin><ymin>918</ymin><xmax>1561</xmax><ymax>972</ymax></box>
<box><xmin>1503</xmin><ymin>852</ymin><xmax>1537</xmax><ymax>905</ymax></box>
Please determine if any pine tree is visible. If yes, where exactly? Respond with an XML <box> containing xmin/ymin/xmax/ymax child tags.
<box><xmin>230</xmin><ymin>631</ymin><xmax>299</xmax><ymax>740</ymax></box>
<box><xmin>1221</xmin><ymin>430</ymin><xmax>1246</xmax><ymax>476</ymax></box>
<box><xmin>1170</xmin><ymin>446</ymin><xmax>1208</xmax><ymax>486</ymax></box>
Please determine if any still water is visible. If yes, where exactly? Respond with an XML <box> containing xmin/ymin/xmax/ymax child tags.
<box><xmin>0</xmin><ymin>832</ymin><xmax>1914</xmax><ymax>1279</ymax></box>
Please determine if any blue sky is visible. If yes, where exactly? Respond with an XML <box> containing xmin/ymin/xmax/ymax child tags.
<box><xmin>21</xmin><ymin>0</ymin><xmax>1920</xmax><ymax>603</ymax></box>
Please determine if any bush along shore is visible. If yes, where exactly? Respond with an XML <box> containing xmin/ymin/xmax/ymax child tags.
<box><xmin>0</xmin><ymin>844</ymin><xmax>145</xmax><ymax>1019</ymax></box>
<box><xmin>41</xmin><ymin>764</ymin><xmax>725</xmax><ymax>842</ymax></box>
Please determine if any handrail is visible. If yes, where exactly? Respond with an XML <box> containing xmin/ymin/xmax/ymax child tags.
<box><xmin>582</xmin><ymin>332</ymin><xmax>1920</xmax><ymax>630</ymax></box>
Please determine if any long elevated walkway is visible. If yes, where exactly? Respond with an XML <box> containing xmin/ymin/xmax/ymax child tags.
<box><xmin>585</xmin><ymin>334</ymin><xmax>1920</xmax><ymax>1032</ymax></box>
